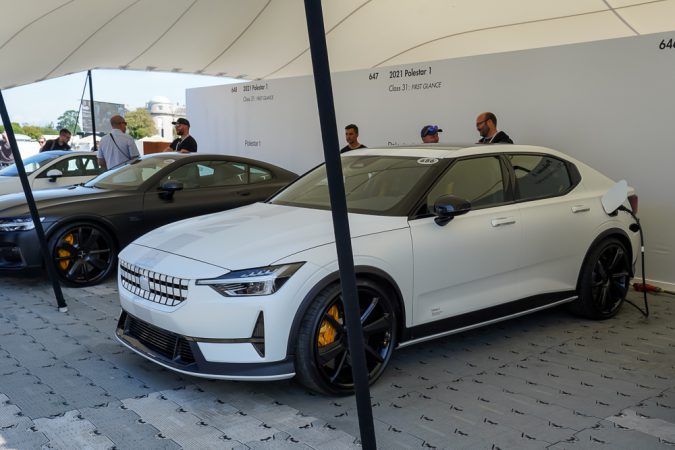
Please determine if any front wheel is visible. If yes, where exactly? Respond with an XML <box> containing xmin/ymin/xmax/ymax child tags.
<box><xmin>572</xmin><ymin>237</ymin><xmax>630</xmax><ymax>319</ymax></box>
<box><xmin>49</xmin><ymin>222</ymin><xmax>117</xmax><ymax>287</ymax></box>
<box><xmin>295</xmin><ymin>279</ymin><xmax>397</xmax><ymax>395</ymax></box>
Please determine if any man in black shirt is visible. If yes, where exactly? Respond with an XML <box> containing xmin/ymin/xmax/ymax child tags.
<box><xmin>476</xmin><ymin>112</ymin><xmax>513</xmax><ymax>144</ymax></box>
<box><xmin>340</xmin><ymin>124</ymin><xmax>366</xmax><ymax>153</ymax></box>
<box><xmin>40</xmin><ymin>128</ymin><xmax>72</xmax><ymax>152</ymax></box>
<box><xmin>165</xmin><ymin>118</ymin><xmax>197</xmax><ymax>153</ymax></box>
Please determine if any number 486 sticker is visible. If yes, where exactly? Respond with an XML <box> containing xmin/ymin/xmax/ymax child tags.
<box><xmin>659</xmin><ymin>38</ymin><xmax>674</xmax><ymax>49</ymax></box>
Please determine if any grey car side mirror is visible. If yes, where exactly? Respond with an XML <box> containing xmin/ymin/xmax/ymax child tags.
<box><xmin>46</xmin><ymin>169</ymin><xmax>63</xmax><ymax>182</ymax></box>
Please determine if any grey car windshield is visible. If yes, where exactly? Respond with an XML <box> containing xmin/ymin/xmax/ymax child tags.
<box><xmin>270</xmin><ymin>155</ymin><xmax>442</xmax><ymax>215</ymax></box>
<box><xmin>85</xmin><ymin>157</ymin><xmax>172</xmax><ymax>190</ymax></box>
<box><xmin>0</xmin><ymin>152</ymin><xmax>62</xmax><ymax>176</ymax></box>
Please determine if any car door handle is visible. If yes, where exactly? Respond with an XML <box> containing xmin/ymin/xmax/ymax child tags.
<box><xmin>491</xmin><ymin>217</ymin><xmax>516</xmax><ymax>227</ymax></box>
<box><xmin>571</xmin><ymin>205</ymin><xmax>590</xmax><ymax>213</ymax></box>
<box><xmin>237</xmin><ymin>191</ymin><xmax>251</xmax><ymax>196</ymax></box>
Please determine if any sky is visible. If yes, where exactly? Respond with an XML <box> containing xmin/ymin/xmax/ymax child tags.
<box><xmin>2</xmin><ymin>69</ymin><xmax>241</xmax><ymax>127</ymax></box>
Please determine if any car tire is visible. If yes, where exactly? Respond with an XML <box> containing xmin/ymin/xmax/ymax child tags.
<box><xmin>49</xmin><ymin>222</ymin><xmax>117</xmax><ymax>287</ymax></box>
<box><xmin>571</xmin><ymin>237</ymin><xmax>630</xmax><ymax>319</ymax></box>
<box><xmin>295</xmin><ymin>278</ymin><xmax>397</xmax><ymax>395</ymax></box>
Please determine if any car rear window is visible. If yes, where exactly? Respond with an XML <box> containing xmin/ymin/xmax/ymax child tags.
<box><xmin>509</xmin><ymin>154</ymin><xmax>572</xmax><ymax>201</ymax></box>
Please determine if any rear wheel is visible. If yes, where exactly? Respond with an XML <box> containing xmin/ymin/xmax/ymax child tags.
<box><xmin>49</xmin><ymin>222</ymin><xmax>116</xmax><ymax>287</ymax></box>
<box><xmin>572</xmin><ymin>237</ymin><xmax>630</xmax><ymax>319</ymax></box>
<box><xmin>295</xmin><ymin>279</ymin><xmax>397</xmax><ymax>395</ymax></box>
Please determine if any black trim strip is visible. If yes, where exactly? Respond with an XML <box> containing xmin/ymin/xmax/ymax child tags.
<box><xmin>401</xmin><ymin>291</ymin><xmax>576</xmax><ymax>343</ymax></box>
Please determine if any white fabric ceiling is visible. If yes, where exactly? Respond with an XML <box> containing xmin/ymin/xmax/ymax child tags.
<box><xmin>1</xmin><ymin>0</ymin><xmax>674</xmax><ymax>90</ymax></box>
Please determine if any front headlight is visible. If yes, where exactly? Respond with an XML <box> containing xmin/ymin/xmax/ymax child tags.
<box><xmin>196</xmin><ymin>262</ymin><xmax>305</xmax><ymax>297</ymax></box>
<box><xmin>0</xmin><ymin>216</ymin><xmax>45</xmax><ymax>231</ymax></box>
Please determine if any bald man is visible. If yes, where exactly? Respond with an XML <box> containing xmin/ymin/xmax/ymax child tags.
<box><xmin>97</xmin><ymin>115</ymin><xmax>140</xmax><ymax>170</ymax></box>
<box><xmin>476</xmin><ymin>112</ymin><xmax>513</xmax><ymax>144</ymax></box>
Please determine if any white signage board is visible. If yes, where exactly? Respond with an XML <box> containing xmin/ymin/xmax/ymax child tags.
<box><xmin>188</xmin><ymin>31</ymin><xmax>675</xmax><ymax>287</ymax></box>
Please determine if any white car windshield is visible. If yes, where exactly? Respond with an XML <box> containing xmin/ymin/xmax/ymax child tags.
<box><xmin>0</xmin><ymin>152</ymin><xmax>63</xmax><ymax>176</ymax></box>
<box><xmin>270</xmin><ymin>155</ymin><xmax>443</xmax><ymax>215</ymax></box>
<box><xmin>85</xmin><ymin>157</ymin><xmax>172</xmax><ymax>190</ymax></box>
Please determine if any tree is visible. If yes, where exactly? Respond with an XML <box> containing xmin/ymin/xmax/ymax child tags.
<box><xmin>0</xmin><ymin>122</ymin><xmax>25</xmax><ymax>134</ymax></box>
<box><xmin>21</xmin><ymin>125</ymin><xmax>43</xmax><ymax>140</ymax></box>
<box><xmin>56</xmin><ymin>110</ymin><xmax>81</xmax><ymax>134</ymax></box>
<box><xmin>125</xmin><ymin>108</ymin><xmax>157</xmax><ymax>139</ymax></box>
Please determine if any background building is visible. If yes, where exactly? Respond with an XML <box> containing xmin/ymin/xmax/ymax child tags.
<box><xmin>146</xmin><ymin>96</ymin><xmax>185</xmax><ymax>139</ymax></box>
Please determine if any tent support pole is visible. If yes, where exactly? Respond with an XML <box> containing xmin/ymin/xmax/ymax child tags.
<box><xmin>0</xmin><ymin>89</ymin><xmax>68</xmax><ymax>312</ymax></box>
<box><xmin>88</xmin><ymin>70</ymin><xmax>97</xmax><ymax>151</ymax></box>
<box><xmin>303</xmin><ymin>1</ymin><xmax>376</xmax><ymax>448</ymax></box>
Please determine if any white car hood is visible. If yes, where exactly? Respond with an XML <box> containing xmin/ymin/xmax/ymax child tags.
<box><xmin>130</xmin><ymin>202</ymin><xmax>409</xmax><ymax>270</ymax></box>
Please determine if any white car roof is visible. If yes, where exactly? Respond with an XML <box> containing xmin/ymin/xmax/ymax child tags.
<box><xmin>343</xmin><ymin>144</ymin><xmax>572</xmax><ymax>160</ymax></box>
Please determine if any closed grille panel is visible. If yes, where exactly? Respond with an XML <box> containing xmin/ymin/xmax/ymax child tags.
<box><xmin>120</xmin><ymin>260</ymin><xmax>188</xmax><ymax>306</ymax></box>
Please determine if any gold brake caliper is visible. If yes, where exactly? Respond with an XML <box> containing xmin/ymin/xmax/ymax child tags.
<box><xmin>317</xmin><ymin>304</ymin><xmax>340</xmax><ymax>347</ymax></box>
<box><xmin>57</xmin><ymin>233</ymin><xmax>74</xmax><ymax>270</ymax></box>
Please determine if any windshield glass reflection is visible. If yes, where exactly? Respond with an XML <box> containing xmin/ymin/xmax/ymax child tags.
<box><xmin>85</xmin><ymin>156</ymin><xmax>174</xmax><ymax>190</ymax></box>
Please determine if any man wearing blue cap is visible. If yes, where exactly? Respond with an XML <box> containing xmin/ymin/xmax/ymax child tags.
<box><xmin>421</xmin><ymin>125</ymin><xmax>442</xmax><ymax>143</ymax></box>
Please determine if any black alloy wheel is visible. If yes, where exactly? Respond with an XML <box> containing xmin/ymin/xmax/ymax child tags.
<box><xmin>573</xmin><ymin>237</ymin><xmax>630</xmax><ymax>319</ymax></box>
<box><xmin>295</xmin><ymin>279</ymin><xmax>397</xmax><ymax>395</ymax></box>
<box><xmin>49</xmin><ymin>222</ymin><xmax>116</xmax><ymax>287</ymax></box>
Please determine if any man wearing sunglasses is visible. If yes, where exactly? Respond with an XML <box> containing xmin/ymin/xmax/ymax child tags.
<box><xmin>476</xmin><ymin>112</ymin><xmax>513</xmax><ymax>144</ymax></box>
<box><xmin>98</xmin><ymin>115</ymin><xmax>140</xmax><ymax>170</ymax></box>
<box><xmin>40</xmin><ymin>128</ymin><xmax>72</xmax><ymax>152</ymax></box>
<box><xmin>165</xmin><ymin>118</ymin><xmax>198</xmax><ymax>153</ymax></box>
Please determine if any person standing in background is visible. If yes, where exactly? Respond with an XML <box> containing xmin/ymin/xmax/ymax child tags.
<box><xmin>40</xmin><ymin>129</ymin><xmax>72</xmax><ymax>151</ymax></box>
<box><xmin>421</xmin><ymin>125</ymin><xmax>442</xmax><ymax>143</ymax></box>
<box><xmin>340</xmin><ymin>124</ymin><xmax>367</xmax><ymax>153</ymax></box>
<box><xmin>97</xmin><ymin>115</ymin><xmax>140</xmax><ymax>170</ymax></box>
<box><xmin>476</xmin><ymin>112</ymin><xmax>513</xmax><ymax>144</ymax></box>
<box><xmin>164</xmin><ymin>118</ymin><xmax>197</xmax><ymax>153</ymax></box>
<box><xmin>0</xmin><ymin>131</ymin><xmax>13</xmax><ymax>166</ymax></box>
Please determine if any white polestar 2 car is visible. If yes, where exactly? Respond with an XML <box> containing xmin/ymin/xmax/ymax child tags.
<box><xmin>115</xmin><ymin>145</ymin><xmax>640</xmax><ymax>394</ymax></box>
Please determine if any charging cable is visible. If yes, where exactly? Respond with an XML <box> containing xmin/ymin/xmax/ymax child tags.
<box><xmin>618</xmin><ymin>205</ymin><xmax>648</xmax><ymax>318</ymax></box>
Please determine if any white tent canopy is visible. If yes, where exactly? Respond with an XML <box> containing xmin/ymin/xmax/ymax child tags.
<box><xmin>1</xmin><ymin>0</ymin><xmax>674</xmax><ymax>90</ymax></box>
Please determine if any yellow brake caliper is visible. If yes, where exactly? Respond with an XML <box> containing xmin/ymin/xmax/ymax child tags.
<box><xmin>58</xmin><ymin>234</ymin><xmax>74</xmax><ymax>270</ymax></box>
<box><xmin>317</xmin><ymin>304</ymin><xmax>340</xmax><ymax>347</ymax></box>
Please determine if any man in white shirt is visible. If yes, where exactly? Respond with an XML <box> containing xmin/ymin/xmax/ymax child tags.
<box><xmin>97</xmin><ymin>115</ymin><xmax>140</xmax><ymax>170</ymax></box>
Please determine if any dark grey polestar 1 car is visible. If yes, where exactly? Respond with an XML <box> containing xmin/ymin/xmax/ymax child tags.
<box><xmin>0</xmin><ymin>153</ymin><xmax>297</xmax><ymax>286</ymax></box>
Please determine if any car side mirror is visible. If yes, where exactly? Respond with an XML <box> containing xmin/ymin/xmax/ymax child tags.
<box><xmin>46</xmin><ymin>169</ymin><xmax>63</xmax><ymax>182</ymax></box>
<box><xmin>158</xmin><ymin>181</ymin><xmax>184</xmax><ymax>200</ymax></box>
<box><xmin>433</xmin><ymin>195</ymin><xmax>471</xmax><ymax>226</ymax></box>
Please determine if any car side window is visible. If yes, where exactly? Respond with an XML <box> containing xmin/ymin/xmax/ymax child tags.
<box><xmin>210</xmin><ymin>162</ymin><xmax>248</xmax><ymax>186</ymax></box>
<box><xmin>38</xmin><ymin>156</ymin><xmax>96</xmax><ymax>177</ymax></box>
<box><xmin>426</xmin><ymin>156</ymin><xmax>505</xmax><ymax>212</ymax></box>
<box><xmin>509</xmin><ymin>154</ymin><xmax>572</xmax><ymax>201</ymax></box>
<box><xmin>160</xmin><ymin>161</ymin><xmax>250</xmax><ymax>189</ymax></box>
<box><xmin>250</xmin><ymin>166</ymin><xmax>272</xmax><ymax>183</ymax></box>
<box><xmin>160</xmin><ymin>162</ymin><xmax>204</xmax><ymax>189</ymax></box>
<box><xmin>81</xmin><ymin>156</ymin><xmax>103</xmax><ymax>176</ymax></box>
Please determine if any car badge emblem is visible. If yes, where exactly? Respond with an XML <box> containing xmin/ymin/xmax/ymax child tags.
<box><xmin>139</xmin><ymin>275</ymin><xmax>150</xmax><ymax>292</ymax></box>
<box><xmin>417</xmin><ymin>157</ymin><xmax>439</xmax><ymax>165</ymax></box>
